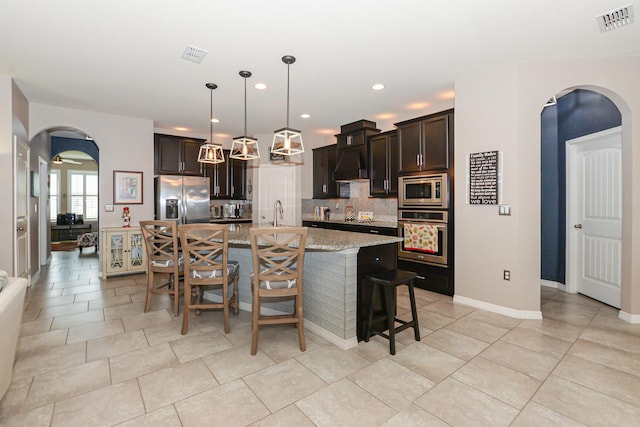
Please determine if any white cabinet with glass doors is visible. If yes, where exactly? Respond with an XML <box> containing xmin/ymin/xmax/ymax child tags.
<box><xmin>101</xmin><ymin>226</ymin><xmax>147</xmax><ymax>279</ymax></box>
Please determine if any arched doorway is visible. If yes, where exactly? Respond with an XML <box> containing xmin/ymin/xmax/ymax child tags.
<box><xmin>540</xmin><ymin>88</ymin><xmax>623</xmax><ymax>309</ymax></box>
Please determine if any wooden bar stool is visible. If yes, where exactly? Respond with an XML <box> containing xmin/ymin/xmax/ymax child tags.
<box><xmin>364</xmin><ymin>269</ymin><xmax>420</xmax><ymax>355</ymax></box>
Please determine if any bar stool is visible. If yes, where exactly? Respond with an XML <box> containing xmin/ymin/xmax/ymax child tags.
<box><xmin>364</xmin><ymin>269</ymin><xmax>420</xmax><ymax>355</ymax></box>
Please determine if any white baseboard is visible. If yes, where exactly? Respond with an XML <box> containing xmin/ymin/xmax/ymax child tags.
<box><xmin>619</xmin><ymin>311</ymin><xmax>640</xmax><ymax>324</ymax></box>
<box><xmin>540</xmin><ymin>279</ymin><xmax>566</xmax><ymax>291</ymax></box>
<box><xmin>453</xmin><ymin>295</ymin><xmax>543</xmax><ymax>320</ymax></box>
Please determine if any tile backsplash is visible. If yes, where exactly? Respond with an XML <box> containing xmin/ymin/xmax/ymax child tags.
<box><xmin>302</xmin><ymin>181</ymin><xmax>397</xmax><ymax>223</ymax></box>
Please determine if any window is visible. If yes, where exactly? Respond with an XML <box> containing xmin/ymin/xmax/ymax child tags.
<box><xmin>69</xmin><ymin>171</ymin><xmax>98</xmax><ymax>220</ymax></box>
<box><xmin>49</xmin><ymin>170</ymin><xmax>60</xmax><ymax>221</ymax></box>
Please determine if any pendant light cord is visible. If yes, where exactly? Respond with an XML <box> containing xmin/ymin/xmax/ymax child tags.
<box><xmin>244</xmin><ymin>75</ymin><xmax>248</xmax><ymax>136</ymax></box>
<box><xmin>286</xmin><ymin>62</ymin><xmax>290</xmax><ymax>128</ymax></box>
<box><xmin>209</xmin><ymin>87</ymin><xmax>214</xmax><ymax>143</ymax></box>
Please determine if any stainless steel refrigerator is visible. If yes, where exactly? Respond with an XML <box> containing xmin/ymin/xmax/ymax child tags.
<box><xmin>155</xmin><ymin>175</ymin><xmax>210</xmax><ymax>224</ymax></box>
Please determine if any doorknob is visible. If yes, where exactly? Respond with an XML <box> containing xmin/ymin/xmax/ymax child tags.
<box><xmin>17</xmin><ymin>227</ymin><xmax>24</xmax><ymax>231</ymax></box>
<box><xmin>574</xmin><ymin>224</ymin><xmax>583</xmax><ymax>229</ymax></box>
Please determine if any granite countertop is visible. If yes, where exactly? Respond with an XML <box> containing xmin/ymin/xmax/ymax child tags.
<box><xmin>209</xmin><ymin>217</ymin><xmax>252</xmax><ymax>223</ymax></box>
<box><xmin>302</xmin><ymin>218</ymin><xmax>398</xmax><ymax>229</ymax></box>
<box><xmin>225</xmin><ymin>223</ymin><xmax>401</xmax><ymax>250</ymax></box>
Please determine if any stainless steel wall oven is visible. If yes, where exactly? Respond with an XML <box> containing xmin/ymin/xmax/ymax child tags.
<box><xmin>398</xmin><ymin>210</ymin><xmax>448</xmax><ymax>267</ymax></box>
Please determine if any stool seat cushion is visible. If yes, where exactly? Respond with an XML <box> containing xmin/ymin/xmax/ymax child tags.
<box><xmin>191</xmin><ymin>260</ymin><xmax>239</xmax><ymax>279</ymax></box>
<box><xmin>151</xmin><ymin>253</ymin><xmax>184</xmax><ymax>268</ymax></box>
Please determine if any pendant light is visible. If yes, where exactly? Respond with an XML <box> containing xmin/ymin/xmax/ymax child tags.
<box><xmin>52</xmin><ymin>154</ymin><xmax>64</xmax><ymax>164</ymax></box>
<box><xmin>230</xmin><ymin>71</ymin><xmax>260</xmax><ymax>160</ymax></box>
<box><xmin>271</xmin><ymin>55</ymin><xmax>304</xmax><ymax>156</ymax></box>
<box><xmin>198</xmin><ymin>83</ymin><xmax>225</xmax><ymax>164</ymax></box>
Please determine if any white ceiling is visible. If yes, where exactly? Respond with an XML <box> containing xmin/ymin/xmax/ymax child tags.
<box><xmin>1</xmin><ymin>1</ymin><xmax>638</xmax><ymax>140</ymax></box>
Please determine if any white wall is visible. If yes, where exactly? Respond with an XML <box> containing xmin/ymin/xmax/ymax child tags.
<box><xmin>0</xmin><ymin>76</ymin><xmax>14</xmax><ymax>273</ymax></box>
<box><xmin>454</xmin><ymin>56</ymin><xmax>640</xmax><ymax>318</ymax></box>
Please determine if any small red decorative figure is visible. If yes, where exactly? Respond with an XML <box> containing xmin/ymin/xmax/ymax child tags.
<box><xmin>122</xmin><ymin>206</ymin><xmax>131</xmax><ymax>228</ymax></box>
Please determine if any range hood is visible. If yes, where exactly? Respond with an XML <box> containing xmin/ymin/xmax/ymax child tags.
<box><xmin>334</xmin><ymin>147</ymin><xmax>368</xmax><ymax>181</ymax></box>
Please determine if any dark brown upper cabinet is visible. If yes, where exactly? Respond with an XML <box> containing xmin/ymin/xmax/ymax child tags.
<box><xmin>368</xmin><ymin>130</ymin><xmax>398</xmax><ymax>197</ymax></box>
<box><xmin>154</xmin><ymin>133</ymin><xmax>204</xmax><ymax>176</ymax></box>
<box><xmin>396</xmin><ymin>110</ymin><xmax>453</xmax><ymax>174</ymax></box>
<box><xmin>313</xmin><ymin>144</ymin><xmax>339</xmax><ymax>199</ymax></box>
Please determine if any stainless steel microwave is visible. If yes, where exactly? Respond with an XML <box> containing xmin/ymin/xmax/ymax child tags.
<box><xmin>398</xmin><ymin>173</ymin><xmax>448</xmax><ymax>209</ymax></box>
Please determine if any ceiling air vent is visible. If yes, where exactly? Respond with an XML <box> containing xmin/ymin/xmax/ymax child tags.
<box><xmin>596</xmin><ymin>4</ymin><xmax>634</xmax><ymax>32</ymax></box>
<box><xmin>181</xmin><ymin>46</ymin><xmax>208</xmax><ymax>64</ymax></box>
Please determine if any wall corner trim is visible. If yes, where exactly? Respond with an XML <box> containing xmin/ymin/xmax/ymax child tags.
<box><xmin>453</xmin><ymin>295</ymin><xmax>543</xmax><ymax>320</ymax></box>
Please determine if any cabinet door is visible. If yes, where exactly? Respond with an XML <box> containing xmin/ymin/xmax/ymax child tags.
<box><xmin>181</xmin><ymin>139</ymin><xmax>204</xmax><ymax>176</ymax></box>
<box><xmin>127</xmin><ymin>230</ymin><xmax>146</xmax><ymax>271</ymax></box>
<box><xmin>325</xmin><ymin>145</ymin><xmax>339</xmax><ymax>198</ymax></box>
<box><xmin>312</xmin><ymin>147</ymin><xmax>329</xmax><ymax>198</ymax></box>
<box><xmin>229</xmin><ymin>157</ymin><xmax>247</xmax><ymax>200</ymax></box>
<box><xmin>369</xmin><ymin>134</ymin><xmax>388</xmax><ymax>196</ymax></box>
<box><xmin>155</xmin><ymin>135</ymin><xmax>182</xmax><ymax>175</ymax></box>
<box><xmin>387</xmin><ymin>132</ymin><xmax>399</xmax><ymax>195</ymax></box>
<box><xmin>398</xmin><ymin>121</ymin><xmax>422</xmax><ymax>174</ymax></box>
<box><xmin>105</xmin><ymin>231</ymin><xmax>126</xmax><ymax>275</ymax></box>
<box><xmin>421</xmin><ymin>114</ymin><xmax>449</xmax><ymax>171</ymax></box>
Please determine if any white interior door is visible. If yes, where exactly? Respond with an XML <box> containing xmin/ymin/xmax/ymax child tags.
<box><xmin>257</xmin><ymin>164</ymin><xmax>299</xmax><ymax>226</ymax></box>
<box><xmin>14</xmin><ymin>136</ymin><xmax>30</xmax><ymax>281</ymax></box>
<box><xmin>567</xmin><ymin>127</ymin><xmax>622</xmax><ymax>308</ymax></box>
<box><xmin>39</xmin><ymin>157</ymin><xmax>49</xmax><ymax>266</ymax></box>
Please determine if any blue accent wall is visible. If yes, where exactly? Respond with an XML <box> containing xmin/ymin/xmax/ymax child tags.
<box><xmin>51</xmin><ymin>136</ymin><xmax>99</xmax><ymax>163</ymax></box>
<box><xmin>540</xmin><ymin>89</ymin><xmax>621</xmax><ymax>283</ymax></box>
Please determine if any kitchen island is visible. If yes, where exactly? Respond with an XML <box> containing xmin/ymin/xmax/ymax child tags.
<box><xmin>208</xmin><ymin>224</ymin><xmax>401</xmax><ymax>349</ymax></box>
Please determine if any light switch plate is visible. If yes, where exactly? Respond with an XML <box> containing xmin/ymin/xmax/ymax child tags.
<box><xmin>105</xmin><ymin>204</ymin><xmax>114</xmax><ymax>212</ymax></box>
<box><xmin>498</xmin><ymin>204</ymin><xmax>511</xmax><ymax>216</ymax></box>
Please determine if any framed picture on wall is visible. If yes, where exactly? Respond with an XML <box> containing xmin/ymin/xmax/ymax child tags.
<box><xmin>113</xmin><ymin>170</ymin><xmax>143</xmax><ymax>204</ymax></box>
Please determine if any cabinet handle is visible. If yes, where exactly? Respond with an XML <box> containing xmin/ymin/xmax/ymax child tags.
<box><xmin>347</xmin><ymin>135</ymin><xmax>353</xmax><ymax>146</ymax></box>
<box><xmin>416</xmin><ymin>154</ymin><xmax>420</xmax><ymax>166</ymax></box>
<box><xmin>369</xmin><ymin>230</ymin><xmax>379</xmax><ymax>234</ymax></box>
<box><xmin>323</xmin><ymin>184</ymin><xmax>327</xmax><ymax>193</ymax></box>
<box><xmin>416</xmin><ymin>275</ymin><xmax>426</xmax><ymax>280</ymax></box>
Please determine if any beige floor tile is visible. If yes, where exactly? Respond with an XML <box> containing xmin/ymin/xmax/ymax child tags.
<box><xmin>349</xmin><ymin>358</ymin><xmax>434</xmax><ymax>411</ymax></box>
<box><xmin>381</xmin><ymin>403</ymin><xmax>449</xmax><ymax>427</ymax></box>
<box><xmin>415</xmin><ymin>377</ymin><xmax>519</xmax><ymax>426</ymax></box>
<box><xmin>250</xmin><ymin>404</ymin><xmax>315</xmax><ymax>427</ymax></box>
<box><xmin>202</xmin><ymin>345</ymin><xmax>275</xmax><ymax>384</ymax></box>
<box><xmin>24</xmin><ymin>359</ymin><xmax>111</xmax><ymax>411</ymax></box>
<box><xmin>511</xmin><ymin>402</ymin><xmax>586</xmax><ymax>427</ymax></box>
<box><xmin>88</xmin><ymin>294</ymin><xmax>133</xmax><ymax>310</ymax></box>
<box><xmin>175</xmin><ymin>379</ymin><xmax>270</xmax><ymax>427</ymax></box>
<box><xmin>19</xmin><ymin>317</ymin><xmax>54</xmax><ymax>337</ymax></box>
<box><xmin>351</xmin><ymin>335</ymin><xmax>400</xmax><ymax>362</ymax></box>
<box><xmin>66</xmin><ymin>318</ymin><xmax>124</xmax><ymax>344</ymax></box>
<box><xmin>501</xmin><ymin>327</ymin><xmax>572</xmax><ymax>359</ymax></box>
<box><xmin>295</xmin><ymin>344</ymin><xmax>370</xmax><ymax>383</ymax></box>
<box><xmin>51</xmin><ymin>379</ymin><xmax>145</xmax><ymax>427</ymax></box>
<box><xmin>25</xmin><ymin>294</ymin><xmax>76</xmax><ymax>310</ymax></box>
<box><xmin>253</xmin><ymin>325</ymin><xmax>322</xmax><ymax>363</ymax></box>
<box><xmin>452</xmin><ymin>356</ymin><xmax>541</xmax><ymax>409</ymax></box>
<box><xmin>0</xmin><ymin>404</ymin><xmax>53</xmax><ymax>427</ymax></box>
<box><xmin>73</xmin><ymin>289</ymin><xmax>116</xmax><ymax>302</ymax></box>
<box><xmin>138</xmin><ymin>359</ymin><xmax>218</xmax><ymax>411</ymax></box>
<box><xmin>416</xmin><ymin>308</ymin><xmax>456</xmax><ymax>331</ymax></box>
<box><xmin>121</xmin><ymin>308</ymin><xmax>174</xmax><ymax>331</ymax></box>
<box><xmin>532</xmin><ymin>376</ymin><xmax>640</xmax><ymax>425</ymax></box>
<box><xmin>519</xmin><ymin>317</ymin><xmax>584</xmax><ymax>343</ymax></box>
<box><xmin>579</xmin><ymin>324</ymin><xmax>640</xmax><ymax>355</ymax></box>
<box><xmin>0</xmin><ymin>376</ymin><xmax>32</xmax><ymax>422</ymax></box>
<box><xmin>51</xmin><ymin>279</ymin><xmax>93</xmax><ymax>290</ymax></box>
<box><xmin>421</xmin><ymin>328</ymin><xmax>489</xmax><ymax>360</ymax></box>
<box><xmin>12</xmin><ymin>342</ymin><xmax>86</xmax><ymax>381</ymax></box>
<box><xmin>114</xmin><ymin>405</ymin><xmax>182</xmax><ymax>427</ymax></box>
<box><xmin>143</xmin><ymin>318</ymin><xmax>194</xmax><ymax>346</ymax></box>
<box><xmin>423</xmin><ymin>300</ymin><xmax>476</xmax><ymax>319</ymax></box>
<box><xmin>60</xmin><ymin>284</ymin><xmax>103</xmax><ymax>296</ymax></box>
<box><xmin>480</xmin><ymin>340</ymin><xmax>559</xmax><ymax>381</ymax></box>
<box><xmin>170</xmin><ymin>330</ymin><xmax>233</xmax><ymax>363</ymax></box>
<box><xmin>465</xmin><ymin>308</ymin><xmax>524</xmax><ymax>329</ymax></box>
<box><xmin>552</xmin><ymin>355</ymin><xmax>640</xmax><ymax>407</ymax></box>
<box><xmin>50</xmin><ymin>309</ymin><xmax>104</xmax><ymax>330</ymax></box>
<box><xmin>86</xmin><ymin>329</ymin><xmax>149</xmax><ymax>361</ymax></box>
<box><xmin>109</xmin><ymin>342</ymin><xmax>179</xmax><ymax>383</ymax></box>
<box><xmin>541</xmin><ymin>306</ymin><xmax>594</xmax><ymax>328</ymax></box>
<box><xmin>37</xmin><ymin>301</ymin><xmax>88</xmax><ymax>319</ymax></box>
<box><xmin>16</xmin><ymin>328</ymin><xmax>68</xmax><ymax>358</ymax></box>
<box><xmin>244</xmin><ymin>359</ymin><xmax>326</xmax><ymax>412</ymax></box>
<box><xmin>392</xmin><ymin>342</ymin><xmax>465</xmax><ymax>383</ymax></box>
<box><xmin>296</xmin><ymin>378</ymin><xmax>396</xmax><ymax>427</ymax></box>
<box><xmin>568</xmin><ymin>339</ymin><xmax>640</xmax><ymax>377</ymax></box>
<box><xmin>445</xmin><ymin>317</ymin><xmax>510</xmax><ymax>343</ymax></box>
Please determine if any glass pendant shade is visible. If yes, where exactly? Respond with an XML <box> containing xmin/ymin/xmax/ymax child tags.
<box><xmin>52</xmin><ymin>154</ymin><xmax>64</xmax><ymax>164</ymax></box>
<box><xmin>271</xmin><ymin>55</ymin><xmax>304</xmax><ymax>156</ymax></box>
<box><xmin>198</xmin><ymin>82</ymin><xmax>225</xmax><ymax>165</ymax></box>
<box><xmin>230</xmin><ymin>71</ymin><xmax>260</xmax><ymax>160</ymax></box>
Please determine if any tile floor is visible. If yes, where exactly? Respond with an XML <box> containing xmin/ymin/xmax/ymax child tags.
<box><xmin>1</xmin><ymin>249</ymin><xmax>640</xmax><ymax>426</ymax></box>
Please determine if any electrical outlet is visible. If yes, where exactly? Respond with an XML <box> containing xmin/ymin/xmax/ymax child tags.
<box><xmin>503</xmin><ymin>270</ymin><xmax>511</xmax><ymax>281</ymax></box>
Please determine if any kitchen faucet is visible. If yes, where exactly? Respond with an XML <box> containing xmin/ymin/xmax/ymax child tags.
<box><xmin>273</xmin><ymin>200</ymin><xmax>283</xmax><ymax>227</ymax></box>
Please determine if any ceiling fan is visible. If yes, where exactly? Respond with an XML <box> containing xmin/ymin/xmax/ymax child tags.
<box><xmin>52</xmin><ymin>154</ymin><xmax>82</xmax><ymax>165</ymax></box>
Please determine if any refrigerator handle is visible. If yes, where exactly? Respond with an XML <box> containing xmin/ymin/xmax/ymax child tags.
<box><xmin>180</xmin><ymin>197</ymin><xmax>186</xmax><ymax>223</ymax></box>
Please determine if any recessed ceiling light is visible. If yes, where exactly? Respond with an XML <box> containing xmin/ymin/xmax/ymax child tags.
<box><xmin>174</xmin><ymin>127</ymin><xmax>188</xmax><ymax>132</ymax></box>
<box><xmin>372</xmin><ymin>83</ymin><xmax>385</xmax><ymax>91</ymax></box>
<box><xmin>301</xmin><ymin>113</ymin><xmax>310</xmax><ymax>119</ymax></box>
<box><xmin>210</xmin><ymin>118</ymin><xmax>220</xmax><ymax>123</ymax></box>
<box><xmin>254</xmin><ymin>83</ymin><xmax>267</xmax><ymax>90</ymax></box>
